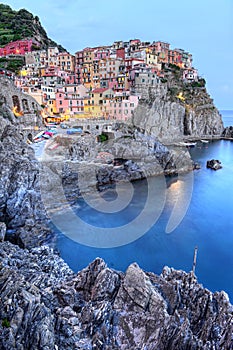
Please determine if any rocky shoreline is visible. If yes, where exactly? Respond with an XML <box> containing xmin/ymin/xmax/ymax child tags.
<box><xmin>1</xmin><ymin>78</ymin><xmax>233</xmax><ymax>349</ymax></box>
<box><xmin>0</xmin><ymin>241</ymin><xmax>232</xmax><ymax>350</ymax></box>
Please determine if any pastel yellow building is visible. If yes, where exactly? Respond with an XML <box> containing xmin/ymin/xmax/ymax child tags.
<box><xmin>57</xmin><ymin>52</ymin><xmax>75</xmax><ymax>72</ymax></box>
<box><xmin>90</xmin><ymin>88</ymin><xmax>114</xmax><ymax>118</ymax></box>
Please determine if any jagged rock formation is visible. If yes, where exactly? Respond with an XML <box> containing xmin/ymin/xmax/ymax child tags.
<box><xmin>39</xmin><ymin>130</ymin><xmax>193</xmax><ymax>202</ymax></box>
<box><xmin>0</xmin><ymin>241</ymin><xmax>232</xmax><ymax>350</ymax></box>
<box><xmin>132</xmin><ymin>79</ymin><xmax>224</xmax><ymax>142</ymax></box>
<box><xmin>0</xmin><ymin>121</ymin><xmax>51</xmax><ymax>248</ymax></box>
<box><xmin>222</xmin><ymin>126</ymin><xmax>233</xmax><ymax>139</ymax></box>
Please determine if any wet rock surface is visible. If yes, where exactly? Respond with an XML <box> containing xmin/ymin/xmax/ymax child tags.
<box><xmin>206</xmin><ymin>159</ymin><xmax>222</xmax><ymax>170</ymax></box>
<box><xmin>0</xmin><ymin>241</ymin><xmax>232</xmax><ymax>350</ymax></box>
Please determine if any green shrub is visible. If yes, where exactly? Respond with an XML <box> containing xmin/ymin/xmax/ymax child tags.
<box><xmin>98</xmin><ymin>134</ymin><xmax>108</xmax><ymax>142</ymax></box>
<box><xmin>2</xmin><ymin>318</ymin><xmax>10</xmax><ymax>328</ymax></box>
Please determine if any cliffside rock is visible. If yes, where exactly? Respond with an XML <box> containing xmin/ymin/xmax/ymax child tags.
<box><xmin>0</xmin><ymin>241</ymin><xmax>232</xmax><ymax>350</ymax></box>
<box><xmin>132</xmin><ymin>83</ymin><xmax>224</xmax><ymax>142</ymax></box>
<box><xmin>0</xmin><ymin>123</ymin><xmax>52</xmax><ymax>248</ymax></box>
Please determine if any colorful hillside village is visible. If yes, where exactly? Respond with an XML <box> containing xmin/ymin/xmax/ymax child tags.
<box><xmin>0</xmin><ymin>38</ymin><xmax>199</xmax><ymax>122</ymax></box>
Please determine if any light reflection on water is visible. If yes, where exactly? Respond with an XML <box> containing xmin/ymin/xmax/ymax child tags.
<box><xmin>54</xmin><ymin>113</ymin><xmax>233</xmax><ymax>302</ymax></box>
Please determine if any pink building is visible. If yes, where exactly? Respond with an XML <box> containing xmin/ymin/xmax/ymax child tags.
<box><xmin>94</xmin><ymin>48</ymin><xmax>110</xmax><ymax>61</ymax></box>
<box><xmin>106</xmin><ymin>94</ymin><xmax>140</xmax><ymax>121</ymax></box>
<box><xmin>55</xmin><ymin>84</ymin><xmax>88</xmax><ymax>115</ymax></box>
<box><xmin>75</xmin><ymin>50</ymin><xmax>84</xmax><ymax>65</ymax></box>
<box><xmin>0</xmin><ymin>39</ymin><xmax>40</xmax><ymax>56</ymax></box>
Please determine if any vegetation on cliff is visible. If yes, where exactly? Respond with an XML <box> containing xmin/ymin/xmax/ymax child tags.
<box><xmin>0</xmin><ymin>4</ymin><xmax>64</xmax><ymax>50</ymax></box>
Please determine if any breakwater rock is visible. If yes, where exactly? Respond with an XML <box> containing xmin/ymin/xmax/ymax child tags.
<box><xmin>0</xmin><ymin>241</ymin><xmax>232</xmax><ymax>350</ymax></box>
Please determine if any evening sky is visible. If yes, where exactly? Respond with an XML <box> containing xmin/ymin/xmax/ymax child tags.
<box><xmin>1</xmin><ymin>0</ymin><xmax>232</xmax><ymax>109</ymax></box>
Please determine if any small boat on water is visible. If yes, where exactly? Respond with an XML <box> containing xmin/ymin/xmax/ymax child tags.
<box><xmin>200</xmin><ymin>139</ymin><xmax>209</xmax><ymax>144</ymax></box>
<box><xmin>178</xmin><ymin>141</ymin><xmax>197</xmax><ymax>147</ymax></box>
<box><xmin>33</xmin><ymin>130</ymin><xmax>44</xmax><ymax>141</ymax></box>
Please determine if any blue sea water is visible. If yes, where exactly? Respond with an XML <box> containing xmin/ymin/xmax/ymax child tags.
<box><xmin>221</xmin><ymin>109</ymin><xmax>233</xmax><ymax>127</ymax></box>
<box><xmin>54</xmin><ymin>110</ymin><xmax>233</xmax><ymax>302</ymax></box>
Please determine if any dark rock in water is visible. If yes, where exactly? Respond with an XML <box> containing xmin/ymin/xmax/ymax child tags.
<box><xmin>0</xmin><ymin>241</ymin><xmax>232</xmax><ymax>350</ymax></box>
<box><xmin>222</xmin><ymin>126</ymin><xmax>233</xmax><ymax>139</ymax></box>
<box><xmin>193</xmin><ymin>161</ymin><xmax>201</xmax><ymax>170</ymax></box>
<box><xmin>206</xmin><ymin>159</ymin><xmax>222</xmax><ymax>170</ymax></box>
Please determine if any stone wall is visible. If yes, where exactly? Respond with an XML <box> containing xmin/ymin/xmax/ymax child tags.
<box><xmin>0</xmin><ymin>76</ymin><xmax>41</xmax><ymax>114</ymax></box>
<box><xmin>0</xmin><ymin>76</ymin><xmax>44</xmax><ymax>140</ymax></box>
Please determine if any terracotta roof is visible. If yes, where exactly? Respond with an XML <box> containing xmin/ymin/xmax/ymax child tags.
<box><xmin>92</xmin><ymin>88</ymin><xmax>108</xmax><ymax>93</ymax></box>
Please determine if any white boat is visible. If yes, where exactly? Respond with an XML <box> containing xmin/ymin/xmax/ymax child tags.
<box><xmin>200</xmin><ymin>139</ymin><xmax>209</xmax><ymax>143</ymax></box>
<box><xmin>33</xmin><ymin>130</ymin><xmax>44</xmax><ymax>140</ymax></box>
<box><xmin>178</xmin><ymin>141</ymin><xmax>197</xmax><ymax>147</ymax></box>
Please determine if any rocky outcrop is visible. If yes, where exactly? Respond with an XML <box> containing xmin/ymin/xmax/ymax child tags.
<box><xmin>0</xmin><ymin>241</ymin><xmax>232</xmax><ymax>350</ymax></box>
<box><xmin>39</xmin><ymin>131</ymin><xmax>194</xmax><ymax>202</ymax></box>
<box><xmin>0</xmin><ymin>81</ymin><xmax>51</xmax><ymax>248</ymax></box>
<box><xmin>222</xmin><ymin>126</ymin><xmax>233</xmax><ymax>139</ymax></box>
<box><xmin>132</xmin><ymin>81</ymin><xmax>224</xmax><ymax>142</ymax></box>
<box><xmin>0</xmin><ymin>124</ymin><xmax>52</xmax><ymax>248</ymax></box>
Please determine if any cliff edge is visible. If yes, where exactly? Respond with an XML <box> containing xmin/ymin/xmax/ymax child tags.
<box><xmin>132</xmin><ymin>67</ymin><xmax>224</xmax><ymax>142</ymax></box>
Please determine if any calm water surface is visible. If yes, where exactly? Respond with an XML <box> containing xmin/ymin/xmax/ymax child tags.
<box><xmin>54</xmin><ymin>111</ymin><xmax>233</xmax><ymax>301</ymax></box>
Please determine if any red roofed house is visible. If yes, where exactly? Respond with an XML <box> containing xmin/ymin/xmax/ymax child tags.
<box><xmin>0</xmin><ymin>39</ymin><xmax>40</xmax><ymax>56</ymax></box>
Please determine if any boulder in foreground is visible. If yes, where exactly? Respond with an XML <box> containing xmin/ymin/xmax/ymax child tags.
<box><xmin>0</xmin><ymin>241</ymin><xmax>232</xmax><ymax>350</ymax></box>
